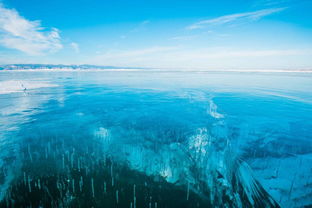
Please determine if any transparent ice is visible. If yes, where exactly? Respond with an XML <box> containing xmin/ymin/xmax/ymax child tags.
<box><xmin>0</xmin><ymin>71</ymin><xmax>311</xmax><ymax>207</ymax></box>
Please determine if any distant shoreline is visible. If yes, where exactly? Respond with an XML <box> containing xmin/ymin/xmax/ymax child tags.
<box><xmin>1</xmin><ymin>68</ymin><xmax>312</xmax><ymax>73</ymax></box>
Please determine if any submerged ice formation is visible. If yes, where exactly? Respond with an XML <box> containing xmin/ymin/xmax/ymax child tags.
<box><xmin>93</xmin><ymin>112</ymin><xmax>279</xmax><ymax>207</ymax></box>
<box><xmin>0</xmin><ymin>92</ymin><xmax>282</xmax><ymax>207</ymax></box>
<box><xmin>208</xmin><ymin>100</ymin><xmax>224</xmax><ymax>119</ymax></box>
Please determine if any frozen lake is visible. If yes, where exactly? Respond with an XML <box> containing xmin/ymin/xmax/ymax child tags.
<box><xmin>0</xmin><ymin>71</ymin><xmax>311</xmax><ymax>207</ymax></box>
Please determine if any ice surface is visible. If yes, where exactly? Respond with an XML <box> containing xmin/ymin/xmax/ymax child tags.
<box><xmin>0</xmin><ymin>71</ymin><xmax>311</xmax><ymax>207</ymax></box>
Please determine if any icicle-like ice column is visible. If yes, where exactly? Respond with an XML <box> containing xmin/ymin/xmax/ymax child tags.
<box><xmin>133</xmin><ymin>184</ymin><xmax>136</xmax><ymax>208</ymax></box>
<box><xmin>91</xmin><ymin>178</ymin><xmax>95</xmax><ymax>198</ymax></box>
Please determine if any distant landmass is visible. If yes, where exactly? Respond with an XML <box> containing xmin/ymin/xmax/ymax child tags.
<box><xmin>0</xmin><ymin>64</ymin><xmax>311</xmax><ymax>72</ymax></box>
<box><xmin>0</xmin><ymin>64</ymin><xmax>147</xmax><ymax>70</ymax></box>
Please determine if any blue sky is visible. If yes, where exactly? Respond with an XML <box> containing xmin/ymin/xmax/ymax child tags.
<box><xmin>0</xmin><ymin>0</ymin><xmax>312</xmax><ymax>69</ymax></box>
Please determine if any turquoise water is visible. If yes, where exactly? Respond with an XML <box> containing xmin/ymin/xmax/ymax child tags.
<box><xmin>0</xmin><ymin>71</ymin><xmax>311</xmax><ymax>207</ymax></box>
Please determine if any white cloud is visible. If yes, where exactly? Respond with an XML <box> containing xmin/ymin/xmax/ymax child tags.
<box><xmin>0</xmin><ymin>4</ymin><xmax>63</xmax><ymax>55</ymax></box>
<box><xmin>130</xmin><ymin>20</ymin><xmax>150</xmax><ymax>33</ymax></box>
<box><xmin>120</xmin><ymin>20</ymin><xmax>151</xmax><ymax>39</ymax></box>
<box><xmin>97</xmin><ymin>46</ymin><xmax>178</xmax><ymax>59</ymax></box>
<box><xmin>174</xmin><ymin>49</ymin><xmax>309</xmax><ymax>59</ymax></box>
<box><xmin>89</xmin><ymin>46</ymin><xmax>312</xmax><ymax>69</ymax></box>
<box><xmin>141</xmin><ymin>20</ymin><xmax>150</xmax><ymax>25</ymax></box>
<box><xmin>70</xmin><ymin>42</ymin><xmax>79</xmax><ymax>53</ymax></box>
<box><xmin>171</xmin><ymin>35</ymin><xmax>198</xmax><ymax>41</ymax></box>
<box><xmin>89</xmin><ymin>46</ymin><xmax>178</xmax><ymax>66</ymax></box>
<box><xmin>187</xmin><ymin>8</ymin><xmax>286</xmax><ymax>30</ymax></box>
<box><xmin>253</xmin><ymin>0</ymin><xmax>291</xmax><ymax>7</ymax></box>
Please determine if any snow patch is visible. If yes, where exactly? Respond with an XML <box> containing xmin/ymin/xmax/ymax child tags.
<box><xmin>0</xmin><ymin>80</ymin><xmax>58</xmax><ymax>94</ymax></box>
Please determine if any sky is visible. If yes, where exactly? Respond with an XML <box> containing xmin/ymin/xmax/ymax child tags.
<box><xmin>0</xmin><ymin>0</ymin><xmax>312</xmax><ymax>70</ymax></box>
